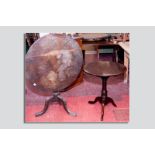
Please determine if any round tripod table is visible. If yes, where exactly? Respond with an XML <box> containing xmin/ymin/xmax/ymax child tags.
<box><xmin>84</xmin><ymin>61</ymin><xmax>126</xmax><ymax>121</ymax></box>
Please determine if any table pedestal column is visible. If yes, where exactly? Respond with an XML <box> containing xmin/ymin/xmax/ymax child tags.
<box><xmin>88</xmin><ymin>77</ymin><xmax>117</xmax><ymax>121</ymax></box>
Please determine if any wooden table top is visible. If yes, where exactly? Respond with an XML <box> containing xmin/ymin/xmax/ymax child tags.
<box><xmin>84</xmin><ymin>61</ymin><xmax>126</xmax><ymax>77</ymax></box>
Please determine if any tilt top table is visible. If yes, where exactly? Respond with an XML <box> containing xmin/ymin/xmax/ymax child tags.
<box><xmin>84</xmin><ymin>61</ymin><xmax>126</xmax><ymax>121</ymax></box>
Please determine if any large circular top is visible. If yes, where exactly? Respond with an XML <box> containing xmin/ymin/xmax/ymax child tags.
<box><xmin>84</xmin><ymin>61</ymin><xmax>126</xmax><ymax>77</ymax></box>
<box><xmin>25</xmin><ymin>33</ymin><xmax>83</xmax><ymax>96</ymax></box>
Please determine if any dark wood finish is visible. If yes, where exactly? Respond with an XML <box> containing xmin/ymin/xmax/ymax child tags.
<box><xmin>84</xmin><ymin>61</ymin><xmax>126</xmax><ymax>121</ymax></box>
<box><xmin>25</xmin><ymin>34</ymin><xmax>83</xmax><ymax>118</ymax></box>
<box><xmin>35</xmin><ymin>92</ymin><xmax>77</xmax><ymax>117</ymax></box>
<box><xmin>69</xmin><ymin>38</ymin><xmax>84</xmax><ymax>87</ymax></box>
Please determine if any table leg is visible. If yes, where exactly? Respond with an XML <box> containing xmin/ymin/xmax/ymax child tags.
<box><xmin>35</xmin><ymin>99</ymin><xmax>49</xmax><ymax>117</ymax></box>
<box><xmin>106</xmin><ymin>97</ymin><xmax>117</xmax><ymax>107</ymax></box>
<box><xmin>101</xmin><ymin>104</ymin><xmax>104</xmax><ymax>121</ymax></box>
<box><xmin>35</xmin><ymin>92</ymin><xmax>77</xmax><ymax>117</ymax></box>
<box><xmin>88</xmin><ymin>96</ymin><xmax>101</xmax><ymax>104</ymax></box>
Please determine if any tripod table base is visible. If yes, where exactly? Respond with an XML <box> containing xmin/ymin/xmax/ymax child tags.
<box><xmin>35</xmin><ymin>92</ymin><xmax>77</xmax><ymax>117</ymax></box>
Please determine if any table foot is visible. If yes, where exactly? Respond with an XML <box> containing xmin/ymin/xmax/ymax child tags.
<box><xmin>62</xmin><ymin>102</ymin><xmax>77</xmax><ymax>116</ymax></box>
<box><xmin>106</xmin><ymin>97</ymin><xmax>117</xmax><ymax>107</ymax></box>
<box><xmin>35</xmin><ymin>100</ymin><xmax>49</xmax><ymax>117</ymax></box>
<box><xmin>100</xmin><ymin>97</ymin><xmax>116</xmax><ymax>121</ymax></box>
<box><xmin>88</xmin><ymin>97</ymin><xmax>101</xmax><ymax>104</ymax></box>
<box><xmin>101</xmin><ymin>104</ymin><xmax>104</xmax><ymax>121</ymax></box>
<box><xmin>88</xmin><ymin>96</ymin><xmax>117</xmax><ymax>121</ymax></box>
<box><xmin>88</xmin><ymin>96</ymin><xmax>116</xmax><ymax>107</ymax></box>
<box><xmin>57</xmin><ymin>95</ymin><xmax>77</xmax><ymax>116</ymax></box>
<box><xmin>35</xmin><ymin>92</ymin><xmax>77</xmax><ymax>117</ymax></box>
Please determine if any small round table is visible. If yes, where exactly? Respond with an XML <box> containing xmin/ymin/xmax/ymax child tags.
<box><xmin>84</xmin><ymin>61</ymin><xmax>126</xmax><ymax>121</ymax></box>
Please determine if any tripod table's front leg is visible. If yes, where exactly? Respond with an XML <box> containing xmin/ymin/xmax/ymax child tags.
<box><xmin>35</xmin><ymin>100</ymin><xmax>50</xmax><ymax>117</ymax></box>
<box><xmin>101</xmin><ymin>104</ymin><xmax>104</xmax><ymax>121</ymax></box>
<box><xmin>58</xmin><ymin>95</ymin><xmax>77</xmax><ymax>117</ymax></box>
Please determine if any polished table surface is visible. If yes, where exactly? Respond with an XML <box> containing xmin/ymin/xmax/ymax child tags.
<box><xmin>84</xmin><ymin>61</ymin><xmax>126</xmax><ymax>121</ymax></box>
<box><xmin>84</xmin><ymin>61</ymin><xmax>126</xmax><ymax>77</ymax></box>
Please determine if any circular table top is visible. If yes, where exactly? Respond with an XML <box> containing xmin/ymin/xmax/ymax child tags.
<box><xmin>84</xmin><ymin>61</ymin><xmax>126</xmax><ymax>77</ymax></box>
<box><xmin>25</xmin><ymin>33</ymin><xmax>83</xmax><ymax>96</ymax></box>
